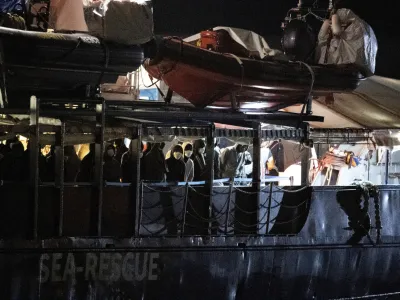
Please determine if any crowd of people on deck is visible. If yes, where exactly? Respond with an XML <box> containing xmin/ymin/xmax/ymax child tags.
<box><xmin>0</xmin><ymin>136</ymin><xmax>282</xmax><ymax>184</ymax></box>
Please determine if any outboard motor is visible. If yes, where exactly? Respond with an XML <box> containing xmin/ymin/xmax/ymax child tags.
<box><xmin>281</xmin><ymin>0</ymin><xmax>332</xmax><ymax>61</ymax></box>
<box><xmin>282</xmin><ymin>19</ymin><xmax>316</xmax><ymax>62</ymax></box>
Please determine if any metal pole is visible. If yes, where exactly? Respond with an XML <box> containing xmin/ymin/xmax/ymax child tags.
<box><xmin>252</xmin><ymin>122</ymin><xmax>262</xmax><ymax>233</ymax></box>
<box><xmin>367</xmin><ymin>150</ymin><xmax>371</xmax><ymax>181</ymax></box>
<box><xmin>181</xmin><ymin>182</ymin><xmax>189</xmax><ymax>237</ymax></box>
<box><xmin>252</xmin><ymin>122</ymin><xmax>262</xmax><ymax>188</ymax></box>
<box><xmin>30</xmin><ymin>95</ymin><xmax>40</xmax><ymax>239</ymax></box>
<box><xmin>265</xmin><ymin>182</ymin><xmax>273</xmax><ymax>235</ymax></box>
<box><xmin>301</xmin><ymin>123</ymin><xmax>311</xmax><ymax>186</ymax></box>
<box><xmin>301</xmin><ymin>148</ymin><xmax>311</xmax><ymax>186</ymax></box>
<box><xmin>133</xmin><ymin>124</ymin><xmax>143</xmax><ymax>236</ymax></box>
<box><xmin>58</xmin><ymin>122</ymin><xmax>65</xmax><ymax>236</ymax></box>
<box><xmin>94</xmin><ymin>100</ymin><xmax>105</xmax><ymax>236</ymax></box>
<box><xmin>385</xmin><ymin>149</ymin><xmax>390</xmax><ymax>185</ymax></box>
<box><xmin>137</xmin><ymin>180</ymin><xmax>143</xmax><ymax>237</ymax></box>
<box><xmin>225</xmin><ymin>180</ymin><xmax>234</xmax><ymax>235</ymax></box>
<box><xmin>205</xmin><ymin>123</ymin><xmax>215</xmax><ymax>235</ymax></box>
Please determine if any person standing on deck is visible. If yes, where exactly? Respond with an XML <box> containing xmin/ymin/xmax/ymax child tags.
<box><xmin>220</xmin><ymin>143</ymin><xmax>248</xmax><ymax>180</ymax></box>
<box><xmin>182</xmin><ymin>142</ymin><xmax>194</xmax><ymax>182</ymax></box>
<box><xmin>166</xmin><ymin>145</ymin><xmax>185</xmax><ymax>182</ymax></box>
<box><xmin>191</xmin><ymin>139</ymin><xmax>208</xmax><ymax>181</ymax></box>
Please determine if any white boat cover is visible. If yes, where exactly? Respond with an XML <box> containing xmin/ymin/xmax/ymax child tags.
<box><xmin>316</xmin><ymin>8</ymin><xmax>378</xmax><ymax>77</ymax></box>
<box><xmin>184</xmin><ymin>26</ymin><xmax>283</xmax><ymax>60</ymax></box>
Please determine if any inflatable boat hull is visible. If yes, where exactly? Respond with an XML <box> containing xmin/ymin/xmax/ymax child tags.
<box><xmin>145</xmin><ymin>38</ymin><xmax>364</xmax><ymax>111</ymax></box>
<box><xmin>0</xmin><ymin>27</ymin><xmax>144</xmax><ymax>106</ymax></box>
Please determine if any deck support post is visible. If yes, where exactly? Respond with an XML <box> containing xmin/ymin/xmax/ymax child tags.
<box><xmin>30</xmin><ymin>95</ymin><xmax>40</xmax><ymax>239</ymax></box>
<box><xmin>132</xmin><ymin>125</ymin><xmax>143</xmax><ymax>237</ymax></box>
<box><xmin>252</xmin><ymin>122</ymin><xmax>262</xmax><ymax>233</ymax></box>
<box><xmin>55</xmin><ymin>122</ymin><xmax>65</xmax><ymax>236</ymax></box>
<box><xmin>90</xmin><ymin>99</ymin><xmax>105</xmax><ymax>236</ymax></box>
<box><xmin>301</xmin><ymin>123</ymin><xmax>311</xmax><ymax>186</ymax></box>
<box><xmin>205</xmin><ymin>123</ymin><xmax>215</xmax><ymax>235</ymax></box>
<box><xmin>385</xmin><ymin>149</ymin><xmax>390</xmax><ymax>185</ymax></box>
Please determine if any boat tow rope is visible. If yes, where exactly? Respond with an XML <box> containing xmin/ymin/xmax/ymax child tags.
<box><xmin>44</xmin><ymin>38</ymin><xmax>83</xmax><ymax>65</ymax></box>
<box><xmin>329</xmin><ymin>291</ymin><xmax>400</xmax><ymax>299</ymax></box>
<box><xmin>295</xmin><ymin>60</ymin><xmax>315</xmax><ymax>127</ymax></box>
<box><xmin>222</xmin><ymin>53</ymin><xmax>244</xmax><ymax>91</ymax></box>
<box><xmin>151</xmin><ymin>37</ymin><xmax>184</xmax><ymax>103</ymax></box>
<box><xmin>140</xmin><ymin>66</ymin><xmax>160</xmax><ymax>89</ymax></box>
<box><xmin>158</xmin><ymin>36</ymin><xmax>184</xmax><ymax>77</ymax></box>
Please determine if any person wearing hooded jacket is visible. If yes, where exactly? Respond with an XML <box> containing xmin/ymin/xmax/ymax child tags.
<box><xmin>103</xmin><ymin>144</ymin><xmax>121</xmax><ymax>182</ymax></box>
<box><xmin>182</xmin><ymin>142</ymin><xmax>194</xmax><ymax>182</ymax></box>
<box><xmin>0</xmin><ymin>141</ymin><xmax>25</xmax><ymax>181</ymax></box>
<box><xmin>220</xmin><ymin>143</ymin><xmax>248</xmax><ymax>180</ymax></box>
<box><xmin>77</xmin><ymin>143</ymin><xmax>95</xmax><ymax>182</ymax></box>
<box><xmin>191</xmin><ymin>139</ymin><xmax>208</xmax><ymax>181</ymax></box>
<box><xmin>142</xmin><ymin>142</ymin><xmax>167</xmax><ymax>182</ymax></box>
<box><xmin>63</xmin><ymin>145</ymin><xmax>81</xmax><ymax>182</ymax></box>
<box><xmin>22</xmin><ymin>140</ymin><xmax>48</xmax><ymax>182</ymax></box>
<box><xmin>121</xmin><ymin>141</ymin><xmax>144</xmax><ymax>183</ymax></box>
<box><xmin>114</xmin><ymin>139</ymin><xmax>128</xmax><ymax>165</ymax></box>
<box><xmin>166</xmin><ymin>145</ymin><xmax>185</xmax><ymax>182</ymax></box>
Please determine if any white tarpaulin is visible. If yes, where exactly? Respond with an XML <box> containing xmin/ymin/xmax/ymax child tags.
<box><xmin>49</xmin><ymin>0</ymin><xmax>89</xmax><ymax>32</ymax></box>
<box><xmin>283</xmin><ymin>75</ymin><xmax>400</xmax><ymax>129</ymax></box>
<box><xmin>184</xmin><ymin>26</ymin><xmax>282</xmax><ymax>59</ymax></box>
<box><xmin>316</xmin><ymin>9</ymin><xmax>378</xmax><ymax>77</ymax></box>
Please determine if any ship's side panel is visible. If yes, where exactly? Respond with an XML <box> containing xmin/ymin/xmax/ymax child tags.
<box><xmin>0</xmin><ymin>187</ymin><xmax>398</xmax><ymax>299</ymax></box>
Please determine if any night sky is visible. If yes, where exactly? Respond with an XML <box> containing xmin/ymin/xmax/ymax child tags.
<box><xmin>152</xmin><ymin>0</ymin><xmax>400</xmax><ymax>79</ymax></box>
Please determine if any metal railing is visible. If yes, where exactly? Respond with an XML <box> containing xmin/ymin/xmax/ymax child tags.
<box><xmin>138</xmin><ymin>178</ymin><xmax>306</xmax><ymax>237</ymax></box>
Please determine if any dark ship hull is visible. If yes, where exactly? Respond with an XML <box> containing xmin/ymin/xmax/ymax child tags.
<box><xmin>0</xmin><ymin>184</ymin><xmax>398</xmax><ymax>299</ymax></box>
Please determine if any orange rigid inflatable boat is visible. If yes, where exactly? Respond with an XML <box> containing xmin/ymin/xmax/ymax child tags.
<box><xmin>144</xmin><ymin>27</ymin><xmax>366</xmax><ymax>112</ymax></box>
